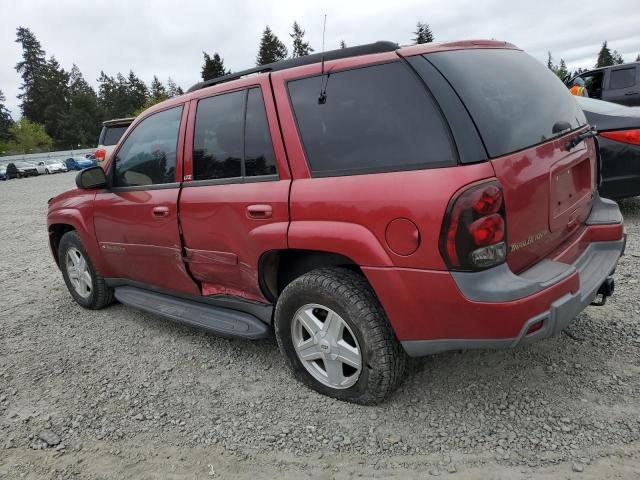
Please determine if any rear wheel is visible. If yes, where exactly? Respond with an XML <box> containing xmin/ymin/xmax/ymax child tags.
<box><xmin>59</xmin><ymin>231</ymin><xmax>114</xmax><ymax>309</ymax></box>
<box><xmin>275</xmin><ymin>267</ymin><xmax>406</xmax><ymax>404</ymax></box>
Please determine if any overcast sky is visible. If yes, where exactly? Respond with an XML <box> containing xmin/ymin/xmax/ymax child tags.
<box><xmin>1</xmin><ymin>0</ymin><xmax>639</xmax><ymax>117</ymax></box>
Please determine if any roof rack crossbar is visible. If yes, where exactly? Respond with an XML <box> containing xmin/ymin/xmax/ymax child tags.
<box><xmin>187</xmin><ymin>41</ymin><xmax>398</xmax><ymax>93</ymax></box>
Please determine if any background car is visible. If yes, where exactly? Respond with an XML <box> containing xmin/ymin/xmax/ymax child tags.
<box><xmin>9</xmin><ymin>161</ymin><xmax>39</xmax><ymax>178</ymax></box>
<box><xmin>0</xmin><ymin>164</ymin><xmax>7</xmax><ymax>181</ymax></box>
<box><xmin>575</xmin><ymin>96</ymin><xmax>640</xmax><ymax>199</ymax></box>
<box><xmin>64</xmin><ymin>156</ymin><xmax>97</xmax><ymax>171</ymax></box>
<box><xmin>94</xmin><ymin>117</ymin><xmax>135</xmax><ymax>165</ymax></box>
<box><xmin>36</xmin><ymin>159</ymin><xmax>69</xmax><ymax>174</ymax></box>
<box><xmin>567</xmin><ymin>62</ymin><xmax>639</xmax><ymax>106</ymax></box>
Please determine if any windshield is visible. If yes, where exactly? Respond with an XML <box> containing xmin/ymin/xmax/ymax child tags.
<box><xmin>15</xmin><ymin>162</ymin><xmax>32</xmax><ymax>167</ymax></box>
<box><xmin>426</xmin><ymin>48</ymin><xmax>587</xmax><ymax>158</ymax></box>
<box><xmin>45</xmin><ymin>159</ymin><xmax>60</xmax><ymax>164</ymax></box>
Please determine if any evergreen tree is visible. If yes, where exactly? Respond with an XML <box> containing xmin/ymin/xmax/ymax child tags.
<box><xmin>339</xmin><ymin>40</ymin><xmax>347</xmax><ymax>49</ymax></box>
<box><xmin>58</xmin><ymin>65</ymin><xmax>101</xmax><ymax>148</ymax></box>
<box><xmin>556</xmin><ymin>59</ymin><xmax>569</xmax><ymax>80</ymax></box>
<box><xmin>15</xmin><ymin>27</ymin><xmax>46</xmax><ymax>122</ymax></box>
<box><xmin>290</xmin><ymin>21</ymin><xmax>313</xmax><ymax>57</ymax></box>
<box><xmin>201</xmin><ymin>52</ymin><xmax>229</xmax><ymax>81</ymax></box>
<box><xmin>39</xmin><ymin>56</ymin><xmax>70</xmax><ymax>143</ymax></box>
<box><xmin>167</xmin><ymin>78</ymin><xmax>183</xmax><ymax>97</ymax></box>
<box><xmin>547</xmin><ymin>51</ymin><xmax>555</xmax><ymax>70</ymax></box>
<box><xmin>413</xmin><ymin>22</ymin><xmax>434</xmax><ymax>44</ymax></box>
<box><xmin>0</xmin><ymin>90</ymin><xmax>13</xmax><ymax>143</ymax></box>
<box><xmin>612</xmin><ymin>50</ymin><xmax>624</xmax><ymax>65</ymax></box>
<box><xmin>150</xmin><ymin>75</ymin><xmax>168</xmax><ymax>101</ymax></box>
<box><xmin>256</xmin><ymin>26</ymin><xmax>288</xmax><ymax>66</ymax></box>
<box><xmin>595</xmin><ymin>41</ymin><xmax>615</xmax><ymax>68</ymax></box>
<box><xmin>126</xmin><ymin>70</ymin><xmax>148</xmax><ymax>113</ymax></box>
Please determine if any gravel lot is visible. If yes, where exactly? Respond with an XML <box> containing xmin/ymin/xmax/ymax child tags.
<box><xmin>1</xmin><ymin>173</ymin><xmax>639</xmax><ymax>479</ymax></box>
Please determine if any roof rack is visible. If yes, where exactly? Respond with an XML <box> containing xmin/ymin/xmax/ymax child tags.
<box><xmin>187</xmin><ymin>41</ymin><xmax>399</xmax><ymax>93</ymax></box>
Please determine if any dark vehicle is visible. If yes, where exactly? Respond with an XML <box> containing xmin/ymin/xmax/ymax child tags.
<box><xmin>567</xmin><ymin>63</ymin><xmax>640</xmax><ymax>106</ymax></box>
<box><xmin>575</xmin><ymin>96</ymin><xmax>640</xmax><ymax>199</ymax></box>
<box><xmin>48</xmin><ymin>40</ymin><xmax>624</xmax><ymax>404</ymax></box>
<box><xmin>9</xmin><ymin>161</ymin><xmax>39</xmax><ymax>178</ymax></box>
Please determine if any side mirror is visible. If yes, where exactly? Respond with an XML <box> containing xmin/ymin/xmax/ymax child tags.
<box><xmin>76</xmin><ymin>166</ymin><xmax>107</xmax><ymax>189</ymax></box>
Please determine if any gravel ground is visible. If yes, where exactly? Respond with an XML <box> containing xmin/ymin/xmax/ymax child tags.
<box><xmin>0</xmin><ymin>173</ymin><xmax>639</xmax><ymax>479</ymax></box>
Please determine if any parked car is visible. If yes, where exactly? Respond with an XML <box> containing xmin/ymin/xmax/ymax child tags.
<box><xmin>0</xmin><ymin>165</ymin><xmax>7</xmax><ymax>181</ymax></box>
<box><xmin>36</xmin><ymin>159</ymin><xmax>69</xmax><ymax>174</ymax></box>
<box><xmin>48</xmin><ymin>40</ymin><xmax>625</xmax><ymax>404</ymax></box>
<box><xmin>574</xmin><ymin>96</ymin><xmax>640</xmax><ymax>199</ymax></box>
<box><xmin>9</xmin><ymin>161</ymin><xmax>39</xmax><ymax>178</ymax></box>
<box><xmin>566</xmin><ymin>62</ymin><xmax>639</xmax><ymax>106</ymax></box>
<box><xmin>64</xmin><ymin>157</ymin><xmax>97</xmax><ymax>171</ymax></box>
<box><xmin>94</xmin><ymin>117</ymin><xmax>135</xmax><ymax>165</ymax></box>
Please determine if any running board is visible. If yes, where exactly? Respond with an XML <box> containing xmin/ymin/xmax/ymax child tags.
<box><xmin>114</xmin><ymin>286</ymin><xmax>270</xmax><ymax>339</ymax></box>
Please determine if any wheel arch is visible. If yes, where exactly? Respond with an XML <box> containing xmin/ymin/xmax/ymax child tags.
<box><xmin>48</xmin><ymin>223</ymin><xmax>76</xmax><ymax>267</ymax></box>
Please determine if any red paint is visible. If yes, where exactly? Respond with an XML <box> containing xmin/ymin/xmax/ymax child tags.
<box><xmin>47</xmin><ymin>40</ymin><xmax>624</xmax><ymax>349</ymax></box>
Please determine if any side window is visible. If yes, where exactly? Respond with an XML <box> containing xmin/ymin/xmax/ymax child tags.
<box><xmin>245</xmin><ymin>88</ymin><xmax>277</xmax><ymax>177</ymax></box>
<box><xmin>114</xmin><ymin>106</ymin><xmax>182</xmax><ymax>187</ymax></box>
<box><xmin>609</xmin><ymin>67</ymin><xmax>636</xmax><ymax>90</ymax></box>
<box><xmin>193</xmin><ymin>91</ymin><xmax>244</xmax><ymax>180</ymax></box>
<box><xmin>192</xmin><ymin>87</ymin><xmax>277</xmax><ymax>181</ymax></box>
<box><xmin>287</xmin><ymin>62</ymin><xmax>456</xmax><ymax>176</ymax></box>
<box><xmin>581</xmin><ymin>72</ymin><xmax>604</xmax><ymax>99</ymax></box>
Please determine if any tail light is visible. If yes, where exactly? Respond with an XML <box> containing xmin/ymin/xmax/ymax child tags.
<box><xmin>600</xmin><ymin>129</ymin><xmax>640</xmax><ymax>146</ymax></box>
<box><xmin>95</xmin><ymin>149</ymin><xmax>106</xmax><ymax>162</ymax></box>
<box><xmin>440</xmin><ymin>180</ymin><xmax>507</xmax><ymax>271</ymax></box>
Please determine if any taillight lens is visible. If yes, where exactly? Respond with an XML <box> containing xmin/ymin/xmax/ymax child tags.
<box><xmin>600</xmin><ymin>129</ymin><xmax>640</xmax><ymax>146</ymax></box>
<box><xmin>95</xmin><ymin>149</ymin><xmax>106</xmax><ymax>161</ymax></box>
<box><xmin>440</xmin><ymin>180</ymin><xmax>507</xmax><ymax>271</ymax></box>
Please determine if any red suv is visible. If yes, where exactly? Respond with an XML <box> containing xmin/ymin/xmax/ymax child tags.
<box><xmin>48</xmin><ymin>40</ymin><xmax>625</xmax><ymax>404</ymax></box>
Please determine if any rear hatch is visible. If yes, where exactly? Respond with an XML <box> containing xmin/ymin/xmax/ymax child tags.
<box><xmin>426</xmin><ymin>47</ymin><xmax>595</xmax><ymax>272</ymax></box>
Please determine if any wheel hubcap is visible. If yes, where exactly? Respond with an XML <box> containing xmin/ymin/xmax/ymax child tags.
<box><xmin>291</xmin><ymin>304</ymin><xmax>362</xmax><ymax>389</ymax></box>
<box><xmin>66</xmin><ymin>247</ymin><xmax>92</xmax><ymax>298</ymax></box>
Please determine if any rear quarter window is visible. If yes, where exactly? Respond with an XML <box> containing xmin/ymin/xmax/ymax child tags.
<box><xmin>609</xmin><ymin>67</ymin><xmax>636</xmax><ymax>90</ymax></box>
<box><xmin>102</xmin><ymin>125</ymin><xmax>129</xmax><ymax>146</ymax></box>
<box><xmin>427</xmin><ymin>49</ymin><xmax>587</xmax><ymax>158</ymax></box>
<box><xmin>287</xmin><ymin>61</ymin><xmax>456</xmax><ymax>176</ymax></box>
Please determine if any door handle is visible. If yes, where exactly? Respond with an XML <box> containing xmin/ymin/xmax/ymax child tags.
<box><xmin>246</xmin><ymin>204</ymin><xmax>273</xmax><ymax>219</ymax></box>
<box><xmin>624</xmin><ymin>91</ymin><xmax>638</xmax><ymax>96</ymax></box>
<box><xmin>152</xmin><ymin>206</ymin><xmax>170</xmax><ymax>218</ymax></box>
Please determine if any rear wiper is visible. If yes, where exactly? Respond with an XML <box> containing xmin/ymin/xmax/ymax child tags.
<box><xmin>565</xmin><ymin>127</ymin><xmax>598</xmax><ymax>151</ymax></box>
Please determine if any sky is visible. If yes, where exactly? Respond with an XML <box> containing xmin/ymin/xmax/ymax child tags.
<box><xmin>1</xmin><ymin>0</ymin><xmax>639</xmax><ymax>118</ymax></box>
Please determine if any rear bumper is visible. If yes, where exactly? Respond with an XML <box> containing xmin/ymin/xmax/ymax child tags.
<box><xmin>363</xmin><ymin>196</ymin><xmax>625</xmax><ymax>357</ymax></box>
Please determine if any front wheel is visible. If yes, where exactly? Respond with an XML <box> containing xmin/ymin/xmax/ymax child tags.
<box><xmin>275</xmin><ymin>267</ymin><xmax>406</xmax><ymax>404</ymax></box>
<box><xmin>58</xmin><ymin>231</ymin><xmax>114</xmax><ymax>309</ymax></box>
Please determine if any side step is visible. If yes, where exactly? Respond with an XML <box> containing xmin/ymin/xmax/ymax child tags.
<box><xmin>114</xmin><ymin>286</ymin><xmax>271</xmax><ymax>339</ymax></box>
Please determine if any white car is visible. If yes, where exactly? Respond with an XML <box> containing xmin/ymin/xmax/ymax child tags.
<box><xmin>36</xmin><ymin>159</ymin><xmax>68</xmax><ymax>174</ymax></box>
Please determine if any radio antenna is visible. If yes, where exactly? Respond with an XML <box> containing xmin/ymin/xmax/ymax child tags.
<box><xmin>318</xmin><ymin>14</ymin><xmax>328</xmax><ymax>104</ymax></box>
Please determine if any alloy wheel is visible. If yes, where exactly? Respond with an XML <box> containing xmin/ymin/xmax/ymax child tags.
<box><xmin>66</xmin><ymin>247</ymin><xmax>92</xmax><ymax>298</ymax></box>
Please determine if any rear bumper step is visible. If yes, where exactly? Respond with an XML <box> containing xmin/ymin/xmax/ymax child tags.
<box><xmin>114</xmin><ymin>286</ymin><xmax>271</xmax><ymax>340</ymax></box>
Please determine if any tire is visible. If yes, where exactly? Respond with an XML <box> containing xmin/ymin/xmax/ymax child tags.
<box><xmin>58</xmin><ymin>230</ymin><xmax>114</xmax><ymax>310</ymax></box>
<box><xmin>275</xmin><ymin>267</ymin><xmax>406</xmax><ymax>404</ymax></box>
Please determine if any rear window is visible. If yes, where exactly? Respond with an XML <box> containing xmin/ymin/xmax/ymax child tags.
<box><xmin>287</xmin><ymin>61</ymin><xmax>456</xmax><ymax>176</ymax></box>
<box><xmin>609</xmin><ymin>67</ymin><xmax>636</xmax><ymax>90</ymax></box>
<box><xmin>102</xmin><ymin>125</ymin><xmax>129</xmax><ymax>146</ymax></box>
<box><xmin>427</xmin><ymin>49</ymin><xmax>587</xmax><ymax>158</ymax></box>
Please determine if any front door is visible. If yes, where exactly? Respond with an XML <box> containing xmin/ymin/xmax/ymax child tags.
<box><xmin>93</xmin><ymin>103</ymin><xmax>199</xmax><ymax>295</ymax></box>
<box><xmin>179</xmin><ymin>81</ymin><xmax>291</xmax><ymax>303</ymax></box>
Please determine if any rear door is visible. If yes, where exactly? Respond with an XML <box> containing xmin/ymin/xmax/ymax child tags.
<box><xmin>178</xmin><ymin>77</ymin><xmax>290</xmax><ymax>302</ymax></box>
<box><xmin>93</xmin><ymin>104</ymin><xmax>200</xmax><ymax>295</ymax></box>
<box><xmin>425</xmin><ymin>48</ymin><xmax>595</xmax><ymax>272</ymax></box>
<box><xmin>603</xmin><ymin>65</ymin><xmax>640</xmax><ymax>106</ymax></box>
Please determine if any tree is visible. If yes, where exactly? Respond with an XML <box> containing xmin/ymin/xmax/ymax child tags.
<box><xmin>290</xmin><ymin>21</ymin><xmax>313</xmax><ymax>57</ymax></box>
<box><xmin>167</xmin><ymin>77</ymin><xmax>183</xmax><ymax>97</ymax></box>
<box><xmin>636</xmin><ymin>54</ymin><xmax>640</xmax><ymax>62</ymax></box>
<box><xmin>339</xmin><ymin>40</ymin><xmax>347</xmax><ymax>49</ymax></box>
<box><xmin>58</xmin><ymin>65</ymin><xmax>101</xmax><ymax>148</ymax></box>
<box><xmin>15</xmin><ymin>27</ymin><xmax>46</xmax><ymax>122</ymax></box>
<box><xmin>0</xmin><ymin>90</ymin><xmax>13</xmax><ymax>143</ymax></box>
<box><xmin>201</xmin><ymin>52</ymin><xmax>229</xmax><ymax>81</ymax></box>
<box><xmin>547</xmin><ymin>51</ymin><xmax>555</xmax><ymax>70</ymax></box>
<box><xmin>612</xmin><ymin>50</ymin><xmax>624</xmax><ymax>65</ymax></box>
<box><xmin>150</xmin><ymin>75</ymin><xmax>168</xmax><ymax>101</ymax></box>
<box><xmin>5</xmin><ymin>117</ymin><xmax>53</xmax><ymax>154</ymax></box>
<box><xmin>413</xmin><ymin>22</ymin><xmax>434</xmax><ymax>44</ymax></box>
<box><xmin>595</xmin><ymin>41</ymin><xmax>615</xmax><ymax>68</ymax></box>
<box><xmin>256</xmin><ymin>26</ymin><xmax>288</xmax><ymax>66</ymax></box>
<box><xmin>556</xmin><ymin>59</ymin><xmax>569</xmax><ymax>80</ymax></box>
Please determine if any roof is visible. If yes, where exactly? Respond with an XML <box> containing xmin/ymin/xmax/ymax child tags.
<box><xmin>102</xmin><ymin>117</ymin><xmax>136</xmax><ymax>127</ymax></box>
<box><xmin>187</xmin><ymin>41</ymin><xmax>399</xmax><ymax>93</ymax></box>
